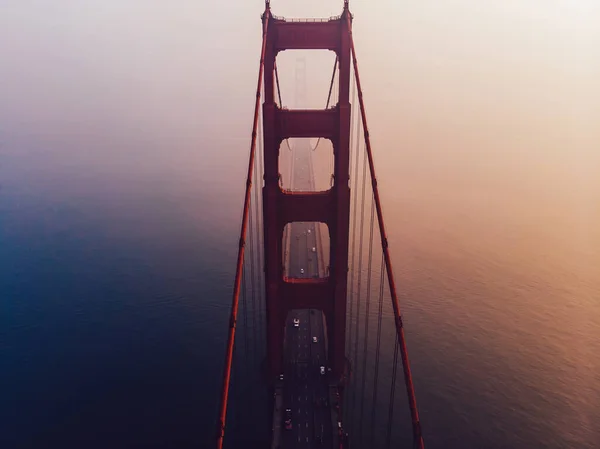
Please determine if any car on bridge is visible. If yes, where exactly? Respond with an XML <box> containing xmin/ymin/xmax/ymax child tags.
<box><xmin>284</xmin><ymin>408</ymin><xmax>292</xmax><ymax>430</ymax></box>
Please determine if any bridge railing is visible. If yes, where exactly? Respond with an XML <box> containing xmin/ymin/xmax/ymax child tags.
<box><xmin>270</xmin><ymin>14</ymin><xmax>342</xmax><ymax>23</ymax></box>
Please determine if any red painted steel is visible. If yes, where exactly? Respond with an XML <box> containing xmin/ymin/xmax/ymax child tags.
<box><xmin>280</xmin><ymin>278</ymin><xmax>332</xmax><ymax>312</ymax></box>
<box><xmin>277</xmin><ymin>108</ymin><xmax>338</xmax><ymax>139</ymax></box>
<box><xmin>279</xmin><ymin>190</ymin><xmax>334</xmax><ymax>225</ymax></box>
<box><xmin>330</xmin><ymin>5</ymin><xmax>352</xmax><ymax>383</ymax></box>
<box><xmin>215</xmin><ymin>7</ymin><xmax>270</xmax><ymax>449</ymax></box>
<box><xmin>272</xmin><ymin>19</ymin><xmax>340</xmax><ymax>51</ymax></box>
<box><xmin>346</xmin><ymin>12</ymin><xmax>425</xmax><ymax>449</ymax></box>
<box><xmin>262</xmin><ymin>7</ymin><xmax>353</xmax><ymax>381</ymax></box>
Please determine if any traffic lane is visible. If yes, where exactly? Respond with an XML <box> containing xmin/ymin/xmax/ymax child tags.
<box><xmin>300</xmin><ymin>311</ymin><xmax>313</xmax><ymax>448</ymax></box>
<box><xmin>284</xmin><ymin>311</ymin><xmax>312</xmax><ymax>447</ymax></box>
<box><xmin>304</xmin><ymin>314</ymin><xmax>328</xmax><ymax>438</ymax></box>
<box><xmin>290</xmin><ymin>226</ymin><xmax>311</xmax><ymax>279</ymax></box>
<box><xmin>284</xmin><ymin>313</ymin><xmax>301</xmax><ymax>428</ymax></box>
<box><xmin>310</xmin><ymin>314</ymin><xmax>332</xmax><ymax>444</ymax></box>
<box><xmin>287</xmin><ymin>317</ymin><xmax>322</xmax><ymax>444</ymax></box>
<box><xmin>305</xmin><ymin>228</ymin><xmax>316</xmax><ymax>275</ymax></box>
<box><xmin>283</xmin><ymin>318</ymin><xmax>293</xmax><ymax>446</ymax></box>
<box><xmin>284</xmin><ymin>311</ymin><xmax>315</xmax><ymax>444</ymax></box>
<box><xmin>306</xmin><ymin>228</ymin><xmax>318</xmax><ymax>277</ymax></box>
<box><xmin>290</xmin><ymin>229</ymin><xmax>310</xmax><ymax>279</ymax></box>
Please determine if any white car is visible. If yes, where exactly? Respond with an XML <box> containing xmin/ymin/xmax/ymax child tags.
<box><xmin>293</xmin><ymin>318</ymin><xmax>300</xmax><ymax>328</ymax></box>
<box><xmin>320</xmin><ymin>366</ymin><xmax>325</xmax><ymax>375</ymax></box>
<box><xmin>300</xmin><ymin>268</ymin><xmax>304</xmax><ymax>274</ymax></box>
<box><xmin>308</xmin><ymin>229</ymin><xmax>311</xmax><ymax>234</ymax></box>
<box><xmin>312</xmin><ymin>247</ymin><xmax>316</xmax><ymax>253</ymax></box>
<box><xmin>312</xmin><ymin>336</ymin><xmax>318</xmax><ymax>343</ymax></box>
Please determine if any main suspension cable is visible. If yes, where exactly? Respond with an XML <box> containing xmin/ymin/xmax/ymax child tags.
<box><xmin>215</xmin><ymin>9</ymin><xmax>269</xmax><ymax>448</ymax></box>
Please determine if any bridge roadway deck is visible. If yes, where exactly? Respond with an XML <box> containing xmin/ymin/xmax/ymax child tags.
<box><xmin>273</xmin><ymin>142</ymin><xmax>338</xmax><ymax>449</ymax></box>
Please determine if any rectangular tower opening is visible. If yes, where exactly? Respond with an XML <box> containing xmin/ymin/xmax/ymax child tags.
<box><xmin>274</xmin><ymin>50</ymin><xmax>338</xmax><ymax>110</ymax></box>
<box><xmin>279</xmin><ymin>138</ymin><xmax>333</xmax><ymax>192</ymax></box>
<box><xmin>282</xmin><ymin>221</ymin><xmax>330</xmax><ymax>279</ymax></box>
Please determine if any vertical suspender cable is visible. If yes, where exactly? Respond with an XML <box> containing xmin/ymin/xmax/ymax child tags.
<box><xmin>255</xmin><ymin>102</ymin><xmax>264</xmax><ymax>360</ymax></box>
<box><xmin>350</xmin><ymin>132</ymin><xmax>368</xmax><ymax>428</ymax></box>
<box><xmin>346</xmin><ymin>12</ymin><xmax>424</xmax><ymax>449</ymax></box>
<box><xmin>358</xmin><ymin>193</ymin><xmax>375</xmax><ymax>447</ymax></box>
<box><xmin>257</xmin><ymin>83</ymin><xmax>269</xmax><ymax>425</ymax></box>
<box><xmin>215</xmin><ymin>8</ymin><xmax>269</xmax><ymax>449</ymax></box>
<box><xmin>248</xmin><ymin>193</ymin><xmax>258</xmax><ymax>371</ymax></box>
<box><xmin>370</xmin><ymin>252</ymin><xmax>385</xmax><ymax>447</ymax></box>
<box><xmin>347</xmin><ymin>64</ymin><xmax>362</xmax><ymax>422</ymax></box>
<box><xmin>346</xmin><ymin>63</ymin><xmax>356</xmax><ymax>354</ymax></box>
<box><xmin>386</xmin><ymin>338</ymin><xmax>400</xmax><ymax>448</ymax></box>
<box><xmin>347</xmin><ymin>72</ymin><xmax>364</xmax><ymax>426</ymax></box>
<box><xmin>344</xmin><ymin>66</ymin><xmax>357</xmax><ymax>427</ymax></box>
<box><xmin>240</xmin><ymin>265</ymin><xmax>250</xmax><ymax>434</ymax></box>
<box><xmin>231</xmin><ymin>341</ymin><xmax>243</xmax><ymax>441</ymax></box>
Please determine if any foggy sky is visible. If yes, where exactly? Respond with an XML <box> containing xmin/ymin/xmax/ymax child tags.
<box><xmin>1</xmin><ymin>0</ymin><xmax>598</xmax><ymax>254</ymax></box>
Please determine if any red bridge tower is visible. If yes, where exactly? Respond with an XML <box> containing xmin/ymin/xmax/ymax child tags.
<box><xmin>262</xmin><ymin>5</ymin><xmax>353</xmax><ymax>382</ymax></box>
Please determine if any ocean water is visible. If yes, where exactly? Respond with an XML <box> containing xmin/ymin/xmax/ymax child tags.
<box><xmin>1</xmin><ymin>125</ymin><xmax>598</xmax><ymax>449</ymax></box>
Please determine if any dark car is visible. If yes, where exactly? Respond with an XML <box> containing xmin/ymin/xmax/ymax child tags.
<box><xmin>284</xmin><ymin>408</ymin><xmax>292</xmax><ymax>430</ymax></box>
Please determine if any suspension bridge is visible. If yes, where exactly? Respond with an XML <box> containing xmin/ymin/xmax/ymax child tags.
<box><xmin>216</xmin><ymin>2</ymin><xmax>424</xmax><ymax>448</ymax></box>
